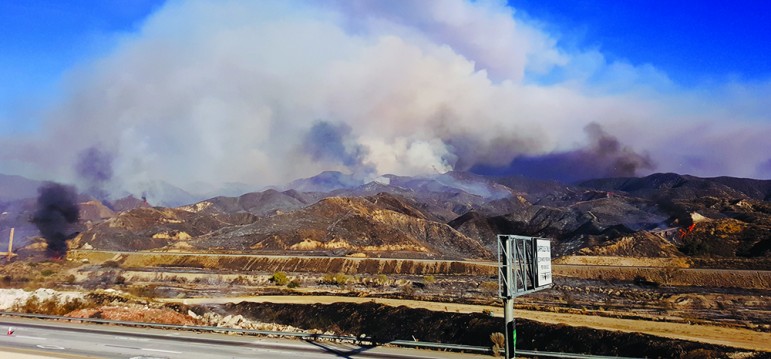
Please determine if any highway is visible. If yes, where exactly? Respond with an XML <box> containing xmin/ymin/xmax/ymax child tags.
<box><xmin>0</xmin><ymin>317</ymin><xmax>489</xmax><ymax>359</ymax></box>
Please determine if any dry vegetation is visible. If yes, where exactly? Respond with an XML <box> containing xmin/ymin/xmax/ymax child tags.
<box><xmin>1</xmin><ymin>248</ymin><xmax>769</xmax><ymax>358</ymax></box>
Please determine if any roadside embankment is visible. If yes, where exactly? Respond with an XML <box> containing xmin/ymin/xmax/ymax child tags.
<box><xmin>68</xmin><ymin>250</ymin><xmax>497</xmax><ymax>276</ymax></box>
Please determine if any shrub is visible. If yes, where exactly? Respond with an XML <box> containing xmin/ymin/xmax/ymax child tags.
<box><xmin>101</xmin><ymin>260</ymin><xmax>120</xmax><ymax>268</ymax></box>
<box><xmin>490</xmin><ymin>332</ymin><xmax>505</xmax><ymax>357</ymax></box>
<box><xmin>40</xmin><ymin>269</ymin><xmax>55</xmax><ymax>277</ymax></box>
<box><xmin>270</xmin><ymin>271</ymin><xmax>289</xmax><ymax>286</ymax></box>
<box><xmin>375</xmin><ymin>274</ymin><xmax>388</xmax><ymax>286</ymax></box>
<box><xmin>319</xmin><ymin>272</ymin><xmax>351</xmax><ymax>286</ymax></box>
<box><xmin>287</xmin><ymin>279</ymin><xmax>301</xmax><ymax>288</ymax></box>
<box><xmin>333</xmin><ymin>273</ymin><xmax>350</xmax><ymax>285</ymax></box>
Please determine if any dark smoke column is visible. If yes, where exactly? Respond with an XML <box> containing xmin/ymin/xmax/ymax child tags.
<box><xmin>31</xmin><ymin>182</ymin><xmax>81</xmax><ymax>258</ymax></box>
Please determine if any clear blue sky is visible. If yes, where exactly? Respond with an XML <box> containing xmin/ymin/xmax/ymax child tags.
<box><xmin>0</xmin><ymin>0</ymin><xmax>164</xmax><ymax>133</ymax></box>
<box><xmin>509</xmin><ymin>0</ymin><xmax>771</xmax><ymax>85</ymax></box>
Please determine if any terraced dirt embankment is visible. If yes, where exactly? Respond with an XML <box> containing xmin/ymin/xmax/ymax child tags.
<box><xmin>68</xmin><ymin>250</ymin><xmax>497</xmax><ymax>276</ymax></box>
<box><xmin>555</xmin><ymin>256</ymin><xmax>771</xmax><ymax>289</ymax></box>
<box><xmin>70</xmin><ymin>251</ymin><xmax>771</xmax><ymax>289</ymax></box>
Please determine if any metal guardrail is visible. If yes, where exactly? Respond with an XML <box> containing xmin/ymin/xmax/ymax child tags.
<box><xmin>0</xmin><ymin>311</ymin><xmax>641</xmax><ymax>358</ymax></box>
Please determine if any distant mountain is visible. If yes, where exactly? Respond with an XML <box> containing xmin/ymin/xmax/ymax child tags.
<box><xmin>66</xmin><ymin>171</ymin><xmax>771</xmax><ymax>260</ymax></box>
<box><xmin>178</xmin><ymin>189</ymin><xmax>324</xmax><ymax>216</ymax></box>
<box><xmin>285</xmin><ymin>171</ymin><xmax>364</xmax><ymax>192</ymax></box>
<box><xmin>134</xmin><ymin>180</ymin><xmax>201</xmax><ymax>207</ymax></box>
<box><xmin>578</xmin><ymin>173</ymin><xmax>771</xmax><ymax>201</ymax></box>
<box><xmin>0</xmin><ymin>174</ymin><xmax>41</xmax><ymax>201</ymax></box>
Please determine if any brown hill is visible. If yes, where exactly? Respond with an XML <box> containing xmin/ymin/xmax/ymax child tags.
<box><xmin>111</xmin><ymin>195</ymin><xmax>151</xmax><ymax>212</ymax></box>
<box><xmin>74</xmin><ymin>207</ymin><xmax>237</xmax><ymax>251</ymax></box>
<box><xmin>189</xmin><ymin>196</ymin><xmax>491</xmax><ymax>259</ymax></box>
<box><xmin>178</xmin><ymin>189</ymin><xmax>323</xmax><ymax>216</ymax></box>
<box><xmin>79</xmin><ymin>201</ymin><xmax>116</xmax><ymax>222</ymax></box>
<box><xmin>62</xmin><ymin>171</ymin><xmax>771</xmax><ymax>263</ymax></box>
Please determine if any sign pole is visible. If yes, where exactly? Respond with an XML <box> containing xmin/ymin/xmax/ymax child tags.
<box><xmin>504</xmin><ymin>296</ymin><xmax>515</xmax><ymax>358</ymax></box>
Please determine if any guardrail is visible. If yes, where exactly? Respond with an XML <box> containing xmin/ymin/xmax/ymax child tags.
<box><xmin>0</xmin><ymin>311</ymin><xmax>640</xmax><ymax>359</ymax></box>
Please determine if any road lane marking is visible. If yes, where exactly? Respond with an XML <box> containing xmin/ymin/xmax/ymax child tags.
<box><xmin>36</xmin><ymin>344</ymin><xmax>65</xmax><ymax>350</ymax></box>
<box><xmin>115</xmin><ymin>335</ymin><xmax>150</xmax><ymax>341</ymax></box>
<box><xmin>142</xmin><ymin>348</ymin><xmax>182</xmax><ymax>354</ymax></box>
<box><xmin>105</xmin><ymin>344</ymin><xmax>141</xmax><ymax>350</ymax></box>
<box><xmin>14</xmin><ymin>335</ymin><xmax>47</xmax><ymax>340</ymax></box>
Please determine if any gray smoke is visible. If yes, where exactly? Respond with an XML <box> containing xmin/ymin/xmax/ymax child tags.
<box><xmin>471</xmin><ymin>123</ymin><xmax>655</xmax><ymax>183</ymax></box>
<box><xmin>1</xmin><ymin>0</ymin><xmax>770</xmax><ymax>198</ymax></box>
<box><xmin>303</xmin><ymin>121</ymin><xmax>372</xmax><ymax>172</ymax></box>
<box><xmin>74</xmin><ymin>146</ymin><xmax>114</xmax><ymax>201</ymax></box>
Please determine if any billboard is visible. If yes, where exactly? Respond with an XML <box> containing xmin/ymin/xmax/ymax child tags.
<box><xmin>497</xmin><ymin>235</ymin><xmax>552</xmax><ymax>298</ymax></box>
<box><xmin>535</xmin><ymin>239</ymin><xmax>552</xmax><ymax>287</ymax></box>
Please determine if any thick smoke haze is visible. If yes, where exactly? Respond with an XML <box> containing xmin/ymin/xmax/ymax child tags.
<box><xmin>303</xmin><ymin>121</ymin><xmax>374</xmax><ymax>178</ymax></box>
<box><xmin>2</xmin><ymin>0</ymin><xmax>770</xmax><ymax>201</ymax></box>
<box><xmin>31</xmin><ymin>182</ymin><xmax>81</xmax><ymax>258</ymax></box>
<box><xmin>75</xmin><ymin>145</ymin><xmax>114</xmax><ymax>201</ymax></box>
<box><xmin>473</xmin><ymin>123</ymin><xmax>655</xmax><ymax>183</ymax></box>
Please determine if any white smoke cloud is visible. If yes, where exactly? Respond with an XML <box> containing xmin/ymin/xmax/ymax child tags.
<box><xmin>2</xmin><ymin>0</ymin><xmax>771</xmax><ymax>201</ymax></box>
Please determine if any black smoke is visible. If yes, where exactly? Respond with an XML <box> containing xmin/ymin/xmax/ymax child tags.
<box><xmin>31</xmin><ymin>182</ymin><xmax>81</xmax><ymax>258</ymax></box>
<box><xmin>74</xmin><ymin>146</ymin><xmax>114</xmax><ymax>201</ymax></box>
<box><xmin>303</xmin><ymin>121</ymin><xmax>374</xmax><ymax>175</ymax></box>
<box><xmin>471</xmin><ymin>122</ymin><xmax>655</xmax><ymax>183</ymax></box>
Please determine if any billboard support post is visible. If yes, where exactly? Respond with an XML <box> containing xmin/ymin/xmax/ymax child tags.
<box><xmin>497</xmin><ymin>235</ymin><xmax>552</xmax><ymax>359</ymax></box>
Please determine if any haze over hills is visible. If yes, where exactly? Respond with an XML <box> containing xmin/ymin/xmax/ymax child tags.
<box><xmin>5</xmin><ymin>170</ymin><xmax>768</xmax><ymax>261</ymax></box>
<box><xmin>1</xmin><ymin>170</ymin><xmax>769</xmax><ymax>261</ymax></box>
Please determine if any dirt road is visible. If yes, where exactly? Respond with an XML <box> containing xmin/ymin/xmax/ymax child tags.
<box><xmin>164</xmin><ymin>295</ymin><xmax>771</xmax><ymax>352</ymax></box>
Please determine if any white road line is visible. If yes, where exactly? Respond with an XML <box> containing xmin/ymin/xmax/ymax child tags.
<box><xmin>14</xmin><ymin>335</ymin><xmax>47</xmax><ymax>340</ymax></box>
<box><xmin>114</xmin><ymin>335</ymin><xmax>150</xmax><ymax>341</ymax></box>
<box><xmin>36</xmin><ymin>344</ymin><xmax>65</xmax><ymax>350</ymax></box>
<box><xmin>105</xmin><ymin>344</ymin><xmax>140</xmax><ymax>350</ymax></box>
<box><xmin>142</xmin><ymin>348</ymin><xmax>182</xmax><ymax>354</ymax></box>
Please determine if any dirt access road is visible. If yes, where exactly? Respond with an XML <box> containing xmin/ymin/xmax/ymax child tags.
<box><xmin>165</xmin><ymin>295</ymin><xmax>771</xmax><ymax>352</ymax></box>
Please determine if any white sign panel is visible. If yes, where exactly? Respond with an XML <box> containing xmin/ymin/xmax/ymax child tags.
<box><xmin>535</xmin><ymin>239</ymin><xmax>552</xmax><ymax>287</ymax></box>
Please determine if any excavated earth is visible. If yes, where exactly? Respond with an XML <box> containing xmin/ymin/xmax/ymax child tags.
<box><xmin>195</xmin><ymin>301</ymin><xmax>757</xmax><ymax>358</ymax></box>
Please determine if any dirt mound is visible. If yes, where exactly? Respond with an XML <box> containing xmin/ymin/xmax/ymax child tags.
<box><xmin>67</xmin><ymin>305</ymin><xmax>199</xmax><ymax>325</ymax></box>
<box><xmin>201</xmin><ymin>301</ymin><xmax>748</xmax><ymax>358</ymax></box>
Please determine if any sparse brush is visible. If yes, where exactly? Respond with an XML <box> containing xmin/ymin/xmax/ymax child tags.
<box><xmin>287</xmin><ymin>279</ymin><xmax>301</xmax><ymax>288</ymax></box>
<box><xmin>490</xmin><ymin>332</ymin><xmax>505</xmax><ymax>357</ymax></box>
<box><xmin>269</xmin><ymin>272</ymin><xmax>289</xmax><ymax>286</ymax></box>
<box><xmin>11</xmin><ymin>295</ymin><xmax>95</xmax><ymax>316</ymax></box>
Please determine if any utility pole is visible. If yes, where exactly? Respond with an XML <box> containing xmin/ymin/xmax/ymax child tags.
<box><xmin>8</xmin><ymin>227</ymin><xmax>14</xmax><ymax>261</ymax></box>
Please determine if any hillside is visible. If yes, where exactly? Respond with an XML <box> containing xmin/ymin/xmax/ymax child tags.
<box><xmin>2</xmin><ymin>171</ymin><xmax>767</xmax><ymax>263</ymax></box>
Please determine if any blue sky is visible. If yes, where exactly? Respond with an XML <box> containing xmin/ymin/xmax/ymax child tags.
<box><xmin>509</xmin><ymin>0</ymin><xmax>771</xmax><ymax>85</ymax></box>
<box><xmin>0</xmin><ymin>0</ymin><xmax>164</xmax><ymax>132</ymax></box>
<box><xmin>1</xmin><ymin>0</ymin><xmax>770</xmax><ymax>190</ymax></box>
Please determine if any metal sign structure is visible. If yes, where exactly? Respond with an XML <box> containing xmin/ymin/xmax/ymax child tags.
<box><xmin>497</xmin><ymin>234</ymin><xmax>553</xmax><ymax>359</ymax></box>
<box><xmin>497</xmin><ymin>235</ymin><xmax>552</xmax><ymax>298</ymax></box>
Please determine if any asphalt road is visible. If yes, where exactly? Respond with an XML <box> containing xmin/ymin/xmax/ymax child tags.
<box><xmin>0</xmin><ymin>317</ymin><xmax>489</xmax><ymax>359</ymax></box>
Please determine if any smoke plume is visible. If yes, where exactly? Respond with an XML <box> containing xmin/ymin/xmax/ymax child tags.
<box><xmin>472</xmin><ymin>123</ymin><xmax>655</xmax><ymax>183</ymax></box>
<box><xmin>303</xmin><ymin>121</ymin><xmax>374</xmax><ymax>177</ymax></box>
<box><xmin>1</xmin><ymin>0</ymin><xmax>770</xmax><ymax>201</ymax></box>
<box><xmin>31</xmin><ymin>182</ymin><xmax>81</xmax><ymax>258</ymax></box>
<box><xmin>74</xmin><ymin>146</ymin><xmax>114</xmax><ymax>201</ymax></box>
